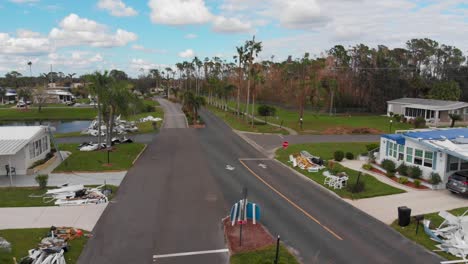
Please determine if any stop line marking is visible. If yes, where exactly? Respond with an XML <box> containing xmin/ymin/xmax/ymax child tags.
<box><xmin>153</xmin><ymin>248</ymin><xmax>229</xmax><ymax>259</ymax></box>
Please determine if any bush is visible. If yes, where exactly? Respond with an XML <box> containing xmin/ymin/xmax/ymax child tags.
<box><xmin>414</xmin><ymin>117</ymin><xmax>426</xmax><ymax>128</ymax></box>
<box><xmin>333</xmin><ymin>151</ymin><xmax>344</xmax><ymax>162</ymax></box>
<box><xmin>345</xmin><ymin>152</ymin><xmax>354</xmax><ymax>160</ymax></box>
<box><xmin>407</xmin><ymin>166</ymin><xmax>422</xmax><ymax>179</ymax></box>
<box><xmin>430</xmin><ymin>172</ymin><xmax>442</xmax><ymax>185</ymax></box>
<box><xmin>366</xmin><ymin>143</ymin><xmax>379</xmax><ymax>152</ymax></box>
<box><xmin>397</xmin><ymin>163</ymin><xmax>408</xmax><ymax>176</ymax></box>
<box><xmin>389</xmin><ymin>112</ymin><xmax>394</xmax><ymax>117</ymax></box>
<box><xmin>394</xmin><ymin>114</ymin><xmax>402</xmax><ymax>122</ymax></box>
<box><xmin>144</xmin><ymin>104</ymin><xmax>156</xmax><ymax>113</ymax></box>
<box><xmin>35</xmin><ymin>174</ymin><xmax>48</xmax><ymax>189</ymax></box>
<box><xmin>360</xmin><ymin>152</ymin><xmax>368</xmax><ymax>157</ymax></box>
<box><xmin>386</xmin><ymin>171</ymin><xmax>395</xmax><ymax>178</ymax></box>
<box><xmin>381</xmin><ymin>159</ymin><xmax>396</xmax><ymax>173</ymax></box>
<box><xmin>362</xmin><ymin>163</ymin><xmax>372</xmax><ymax>170</ymax></box>
<box><xmin>398</xmin><ymin>177</ymin><xmax>409</xmax><ymax>184</ymax></box>
<box><xmin>347</xmin><ymin>181</ymin><xmax>366</xmax><ymax>193</ymax></box>
<box><xmin>414</xmin><ymin>179</ymin><xmax>421</xmax><ymax>188</ymax></box>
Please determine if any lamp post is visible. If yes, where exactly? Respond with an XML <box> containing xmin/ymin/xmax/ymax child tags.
<box><xmin>389</xmin><ymin>119</ymin><xmax>393</xmax><ymax>133</ymax></box>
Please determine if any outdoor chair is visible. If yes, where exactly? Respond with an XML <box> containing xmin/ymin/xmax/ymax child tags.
<box><xmin>5</xmin><ymin>165</ymin><xmax>16</xmax><ymax>176</ymax></box>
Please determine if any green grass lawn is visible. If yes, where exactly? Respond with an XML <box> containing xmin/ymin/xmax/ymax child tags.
<box><xmin>227</xmin><ymin>100</ymin><xmax>412</xmax><ymax>134</ymax></box>
<box><xmin>276</xmin><ymin>142</ymin><xmax>405</xmax><ymax>199</ymax></box>
<box><xmin>0</xmin><ymin>185</ymin><xmax>118</xmax><ymax>207</ymax></box>
<box><xmin>206</xmin><ymin>105</ymin><xmax>289</xmax><ymax>135</ymax></box>
<box><xmin>0</xmin><ymin>228</ymin><xmax>88</xmax><ymax>264</ymax></box>
<box><xmin>54</xmin><ymin>143</ymin><xmax>145</xmax><ymax>172</ymax></box>
<box><xmin>230</xmin><ymin>245</ymin><xmax>299</xmax><ymax>264</ymax></box>
<box><xmin>392</xmin><ymin>207</ymin><xmax>468</xmax><ymax>261</ymax></box>
<box><xmin>0</xmin><ymin>108</ymin><xmax>97</xmax><ymax>121</ymax></box>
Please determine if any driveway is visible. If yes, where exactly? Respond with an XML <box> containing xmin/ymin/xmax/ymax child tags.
<box><xmin>0</xmin><ymin>204</ymin><xmax>106</xmax><ymax>231</ymax></box>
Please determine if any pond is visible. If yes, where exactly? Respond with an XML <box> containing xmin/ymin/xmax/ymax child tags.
<box><xmin>0</xmin><ymin>120</ymin><xmax>91</xmax><ymax>134</ymax></box>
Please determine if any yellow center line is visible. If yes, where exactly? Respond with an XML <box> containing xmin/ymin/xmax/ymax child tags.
<box><xmin>239</xmin><ymin>159</ymin><xmax>344</xmax><ymax>241</ymax></box>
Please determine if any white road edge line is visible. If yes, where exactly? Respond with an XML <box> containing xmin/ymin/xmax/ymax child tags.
<box><xmin>153</xmin><ymin>249</ymin><xmax>229</xmax><ymax>259</ymax></box>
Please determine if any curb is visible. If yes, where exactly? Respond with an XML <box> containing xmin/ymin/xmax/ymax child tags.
<box><xmin>233</xmin><ymin>130</ymin><xmax>271</xmax><ymax>157</ymax></box>
<box><xmin>132</xmin><ymin>144</ymin><xmax>148</xmax><ymax>165</ymax></box>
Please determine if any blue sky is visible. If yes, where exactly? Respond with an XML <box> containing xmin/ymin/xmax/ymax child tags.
<box><xmin>0</xmin><ymin>0</ymin><xmax>467</xmax><ymax>77</ymax></box>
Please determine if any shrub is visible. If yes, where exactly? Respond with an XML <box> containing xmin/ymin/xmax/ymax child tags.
<box><xmin>381</xmin><ymin>159</ymin><xmax>396</xmax><ymax>173</ymax></box>
<box><xmin>35</xmin><ymin>174</ymin><xmax>48</xmax><ymax>189</ymax></box>
<box><xmin>333</xmin><ymin>151</ymin><xmax>344</xmax><ymax>162</ymax></box>
<box><xmin>347</xmin><ymin>181</ymin><xmax>366</xmax><ymax>193</ymax></box>
<box><xmin>362</xmin><ymin>163</ymin><xmax>372</xmax><ymax>170</ymax></box>
<box><xmin>366</xmin><ymin>143</ymin><xmax>379</xmax><ymax>152</ymax></box>
<box><xmin>360</xmin><ymin>152</ymin><xmax>368</xmax><ymax>157</ymax></box>
<box><xmin>414</xmin><ymin>179</ymin><xmax>421</xmax><ymax>188</ymax></box>
<box><xmin>389</xmin><ymin>112</ymin><xmax>394</xmax><ymax>117</ymax></box>
<box><xmin>430</xmin><ymin>172</ymin><xmax>442</xmax><ymax>185</ymax></box>
<box><xmin>394</xmin><ymin>114</ymin><xmax>402</xmax><ymax>122</ymax></box>
<box><xmin>144</xmin><ymin>104</ymin><xmax>156</xmax><ymax>113</ymax></box>
<box><xmin>414</xmin><ymin>117</ymin><xmax>426</xmax><ymax>128</ymax></box>
<box><xmin>386</xmin><ymin>171</ymin><xmax>395</xmax><ymax>178</ymax></box>
<box><xmin>398</xmin><ymin>177</ymin><xmax>409</xmax><ymax>184</ymax></box>
<box><xmin>397</xmin><ymin>163</ymin><xmax>408</xmax><ymax>176</ymax></box>
<box><xmin>345</xmin><ymin>152</ymin><xmax>354</xmax><ymax>160</ymax></box>
<box><xmin>407</xmin><ymin>166</ymin><xmax>422</xmax><ymax>179</ymax></box>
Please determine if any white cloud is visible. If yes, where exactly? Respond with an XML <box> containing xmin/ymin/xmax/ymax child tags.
<box><xmin>185</xmin><ymin>33</ymin><xmax>197</xmax><ymax>39</ymax></box>
<box><xmin>49</xmin><ymin>14</ymin><xmax>137</xmax><ymax>48</ymax></box>
<box><xmin>178</xmin><ymin>49</ymin><xmax>195</xmax><ymax>58</ymax></box>
<box><xmin>98</xmin><ymin>0</ymin><xmax>137</xmax><ymax>17</ymax></box>
<box><xmin>212</xmin><ymin>16</ymin><xmax>252</xmax><ymax>33</ymax></box>
<box><xmin>148</xmin><ymin>0</ymin><xmax>213</xmax><ymax>25</ymax></box>
<box><xmin>131</xmin><ymin>44</ymin><xmax>167</xmax><ymax>54</ymax></box>
<box><xmin>48</xmin><ymin>51</ymin><xmax>105</xmax><ymax>68</ymax></box>
<box><xmin>0</xmin><ymin>30</ymin><xmax>51</xmax><ymax>56</ymax></box>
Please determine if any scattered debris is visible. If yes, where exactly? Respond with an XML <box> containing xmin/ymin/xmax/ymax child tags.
<box><xmin>139</xmin><ymin>115</ymin><xmax>162</xmax><ymax>122</ymax></box>
<box><xmin>83</xmin><ymin>115</ymin><xmax>139</xmax><ymax>136</ymax></box>
<box><xmin>40</xmin><ymin>184</ymin><xmax>109</xmax><ymax>206</ymax></box>
<box><xmin>226</xmin><ymin>165</ymin><xmax>235</xmax><ymax>171</ymax></box>
<box><xmin>423</xmin><ymin>209</ymin><xmax>468</xmax><ymax>262</ymax></box>
<box><xmin>258</xmin><ymin>163</ymin><xmax>267</xmax><ymax>169</ymax></box>
<box><xmin>0</xmin><ymin>237</ymin><xmax>11</xmax><ymax>252</ymax></box>
<box><xmin>323</xmin><ymin>171</ymin><xmax>349</xmax><ymax>190</ymax></box>
<box><xmin>289</xmin><ymin>150</ymin><xmax>325</xmax><ymax>172</ymax></box>
<box><xmin>19</xmin><ymin>226</ymin><xmax>83</xmax><ymax>264</ymax></box>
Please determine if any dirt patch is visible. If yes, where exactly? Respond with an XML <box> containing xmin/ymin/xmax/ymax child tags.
<box><xmin>322</xmin><ymin>126</ymin><xmax>383</xmax><ymax>135</ymax></box>
<box><xmin>189</xmin><ymin>124</ymin><xmax>206</xmax><ymax>128</ymax></box>
<box><xmin>223</xmin><ymin>217</ymin><xmax>275</xmax><ymax>254</ymax></box>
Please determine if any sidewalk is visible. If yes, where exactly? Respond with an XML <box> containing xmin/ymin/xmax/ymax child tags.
<box><xmin>0</xmin><ymin>204</ymin><xmax>107</xmax><ymax>231</ymax></box>
<box><xmin>340</xmin><ymin>160</ymin><xmax>468</xmax><ymax>224</ymax></box>
<box><xmin>0</xmin><ymin>171</ymin><xmax>127</xmax><ymax>187</ymax></box>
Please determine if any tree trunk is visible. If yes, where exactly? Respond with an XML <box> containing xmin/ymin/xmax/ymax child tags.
<box><xmin>251</xmin><ymin>92</ymin><xmax>255</xmax><ymax>127</ymax></box>
<box><xmin>237</xmin><ymin>65</ymin><xmax>242</xmax><ymax>117</ymax></box>
<box><xmin>329</xmin><ymin>89</ymin><xmax>335</xmax><ymax>116</ymax></box>
<box><xmin>245</xmin><ymin>73</ymin><xmax>251</xmax><ymax>120</ymax></box>
<box><xmin>97</xmin><ymin>98</ymin><xmax>102</xmax><ymax>146</ymax></box>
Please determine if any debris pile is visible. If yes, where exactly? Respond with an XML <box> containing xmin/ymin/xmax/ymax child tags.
<box><xmin>423</xmin><ymin>209</ymin><xmax>468</xmax><ymax>261</ymax></box>
<box><xmin>323</xmin><ymin>171</ymin><xmax>349</xmax><ymax>190</ymax></box>
<box><xmin>289</xmin><ymin>150</ymin><xmax>325</xmax><ymax>172</ymax></box>
<box><xmin>77</xmin><ymin>136</ymin><xmax>133</xmax><ymax>151</ymax></box>
<box><xmin>42</xmin><ymin>184</ymin><xmax>109</xmax><ymax>206</ymax></box>
<box><xmin>0</xmin><ymin>237</ymin><xmax>11</xmax><ymax>252</ymax></box>
<box><xmin>83</xmin><ymin>115</ymin><xmax>138</xmax><ymax>136</ymax></box>
<box><xmin>20</xmin><ymin>226</ymin><xmax>83</xmax><ymax>264</ymax></box>
<box><xmin>139</xmin><ymin>115</ymin><xmax>162</xmax><ymax>122</ymax></box>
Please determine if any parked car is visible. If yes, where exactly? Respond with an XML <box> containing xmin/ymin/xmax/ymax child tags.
<box><xmin>16</xmin><ymin>101</ymin><xmax>26</xmax><ymax>108</ymax></box>
<box><xmin>446</xmin><ymin>171</ymin><xmax>468</xmax><ymax>195</ymax></box>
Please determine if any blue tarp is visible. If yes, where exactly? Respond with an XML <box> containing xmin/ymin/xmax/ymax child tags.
<box><xmin>404</xmin><ymin>128</ymin><xmax>468</xmax><ymax>140</ymax></box>
<box><xmin>382</xmin><ymin>134</ymin><xmax>406</xmax><ymax>145</ymax></box>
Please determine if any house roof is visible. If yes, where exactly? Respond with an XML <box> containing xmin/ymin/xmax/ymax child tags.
<box><xmin>382</xmin><ymin>134</ymin><xmax>406</xmax><ymax>145</ymax></box>
<box><xmin>387</xmin><ymin>98</ymin><xmax>468</xmax><ymax>110</ymax></box>
<box><xmin>403</xmin><ymin>128</ymin><xmax>468</xmax><ymax>140</ymax></box>
<box><xmin>0</xmin><ymin>126</ymin><xmax>45</xmax><ymax>155</ymax></box>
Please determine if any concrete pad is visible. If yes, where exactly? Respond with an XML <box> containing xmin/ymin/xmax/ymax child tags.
<box><xmin>0</xmin><ymin>204</ymin><xmax>107</xmax><ymax>231</ymax></box>
<box><xmin>346</xmin><ymin>190</ymin><xmax>468</xmax><ymax>224</ymax></box>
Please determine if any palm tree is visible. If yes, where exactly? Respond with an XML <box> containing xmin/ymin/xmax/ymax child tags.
<box><xmin>234</xmin><ymin>46</ymin><xmax>245</xmax><ymax>117</ymax></box>
<box><xmin>27</xmin><ymin>61</ymin><xmax>32</xmax><ymax>77</ymax></box>
<box><xmin>192</xmin><ymin>57</ymin><xmax>203</xmax><ymax>95</ymax></box>
<box><xmin>250</xmin><ymin>63</ymin><xmax>265</xmax><ymax>126</ymax></box>
<box><xmin>86</xmin><ymin>71</ymin><xmax>111</xmax><ymax>147</ymax></box>
<box><xmin>243</xmin><ymin>36</ymin><xmax>263</xmax><ymax>120</ymax></box>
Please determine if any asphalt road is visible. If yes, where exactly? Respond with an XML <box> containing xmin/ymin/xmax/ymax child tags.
<box><xmin>78</xmin><ymin>102</ymin><xmax>441</xmax><ymax>264</ymax></box>
<box><xmin>157</xmin><ymin>98</ymin><xmax>187</xmax><ymax>128</ymax></box>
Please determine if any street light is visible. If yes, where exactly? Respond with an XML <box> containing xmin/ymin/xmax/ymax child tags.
<box><xmin>389</xmin><ymin>119</ymin><xmax>393</xmax><ymax>133</ymax></box>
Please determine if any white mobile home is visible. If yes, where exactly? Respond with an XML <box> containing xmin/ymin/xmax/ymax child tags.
<box><xmin>379</xmin><ymin>128</ymin><xmax>468</xmax><ymax>185</ymax></box>
<box><xmin>387</xmin><ymin>98</ymin><xmax>468</xmax><ymax>124</ymax></box>
<box><xmin>0</xmin><ymin>126</ymin><xmax>51</xmax><ymax>175</ymax></box>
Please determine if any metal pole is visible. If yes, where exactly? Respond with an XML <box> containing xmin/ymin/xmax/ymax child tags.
<box><xmin>274</xmin><ymin>235</ymin><xmax>280</xmax><ymax>264</ymax></box>
<box><xmin>8</xmin><ymin>157</ymin><xmax>12</xmax><ymax>187</ymax></box>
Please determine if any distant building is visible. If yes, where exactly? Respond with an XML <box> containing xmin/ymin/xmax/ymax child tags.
<box><xmin>45</xmin><ymin>89</ymin><xmax>75</xmax><ymax>104</ymax></box>
<box><xmin>387</xmin><ymin>98</ymin><xmax>468</xmax><ymax>124</ymax></box>
<box><xmin>0</xmin><ymin>126</ymin><xmax>50</xmax><ymax>175</ymax></box>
